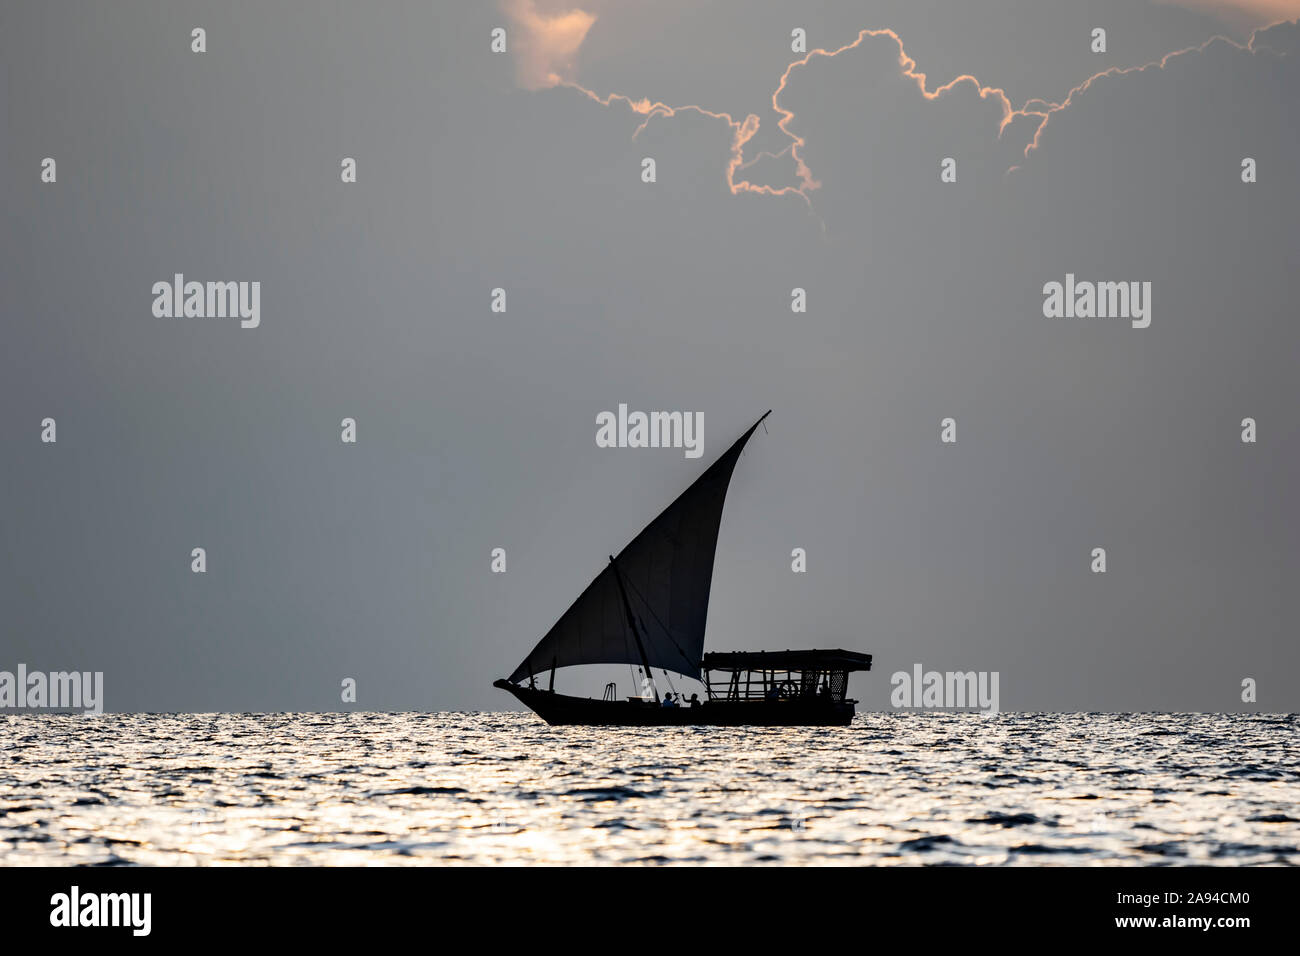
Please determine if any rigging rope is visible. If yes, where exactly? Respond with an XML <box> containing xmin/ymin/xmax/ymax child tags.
<box><xmin>622</xmin><ymin>572</ymin><xmax>696</xmax><ymax>673</ymax></box>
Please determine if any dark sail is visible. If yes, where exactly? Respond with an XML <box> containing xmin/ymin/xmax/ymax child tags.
<box><xmin>507</xmin><ymin>412</ymin><xmax>770</xmax><ymax>684</ymax></box>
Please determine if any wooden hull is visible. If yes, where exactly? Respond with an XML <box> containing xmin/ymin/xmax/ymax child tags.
<box><xmin>493</xmin><ymin>680</ymin><xmax>855</xmax><ymax>726</ymax></box>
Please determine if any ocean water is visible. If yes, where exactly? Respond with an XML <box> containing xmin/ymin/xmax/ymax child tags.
<box><xmin>1</xmin><ymin>712</ymin><xmax>1296</xmax><ymax>866</ymax></box>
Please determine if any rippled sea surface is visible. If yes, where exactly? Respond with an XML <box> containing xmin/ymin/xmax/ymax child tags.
<box><xmin>2</xmin><ymin>713</ymin><xmax>1297</xmax><ymax>865</ymax></box>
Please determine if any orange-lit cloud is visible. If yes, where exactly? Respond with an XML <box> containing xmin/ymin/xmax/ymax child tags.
<box><xmin>511</xmin><ymin>9</ymin><xmax>1296</xmax><ymax>212</ymax></box>
<box><xmin>1015</xmin><ymin>25</ymin><xmax>1285</xmax><ymax>169</ymax></box>
<box><xmin>1156</xmin><ymin>0</ymin><xmax>1300</xmax><ymax>29</ymax></box>
<box><xmin>767</xmin><ymin>29</ymin><xmax>1017</xmax><ymax>196</ymax></box>
<box><xmin>553</xmin><ymin>84</ymin><xmax>788</xmax><ymax>202</ymax></box>
<box><xmin>501</xmin><ymin>0</ymin><xmax>597</xmax><ymax>90</ymax></box>
<box><xmin>550</xmin><ymin>28</ymin><xmax>1020</xmax><ymax>206</ymax></box>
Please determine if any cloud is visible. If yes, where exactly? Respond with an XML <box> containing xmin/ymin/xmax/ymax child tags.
<box><xmin>535</xmin><ymin>14</ymin><xmax>1298</xmax><ymax>243</ymax></box>
<box><xmin>769</xmin><ymin>30</ymin><xmax>1024</xmax><ymax>197</ymax></box>
<box><xmin>1019</xmin><ymin>20</ymin><xmax>1299</xmax><ymax>171</ymax></box>
<box><xmin>1156</xmin><ymin>0</ymin><xmax>1300</xmax><ymax>29</ymax></box>
<box><xmin>543</xmin><ymin>28</ymin><xmax>1031</xmax><ymax>211</ymax></box>
<box><xmin>501</xmin><ymin>0</ymin><xmax>598</xmax><ymax>90</ymax></box>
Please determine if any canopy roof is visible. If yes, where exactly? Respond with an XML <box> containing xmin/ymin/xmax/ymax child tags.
<box><xmin>701</xmin><ymin>649</ymin><xmax>873</xmax><ymax>672</ymax></box>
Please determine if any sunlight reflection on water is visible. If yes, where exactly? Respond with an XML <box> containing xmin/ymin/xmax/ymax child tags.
<box><xmin>2</xmin><ymin>712</ymin><xmax>1297</xmax><ymax>865</ymax></box>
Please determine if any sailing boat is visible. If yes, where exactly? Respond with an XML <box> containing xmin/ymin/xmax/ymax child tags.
<box><xmin>493</xmin><ymin>411</ymin><xmax>873</xmax><ymax>726</ymax></box>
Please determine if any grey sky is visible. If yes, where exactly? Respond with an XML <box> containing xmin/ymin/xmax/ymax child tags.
<box><xmin>1</xmin><ymin>2</ymin><xmax>1296</xmax><ymax>711</ymax></box>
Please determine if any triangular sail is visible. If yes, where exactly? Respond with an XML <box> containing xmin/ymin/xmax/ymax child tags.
<box><xmin>507</xmin><ymin>412</ymin><xmax>769</xmax><ymax>684</ymax></box>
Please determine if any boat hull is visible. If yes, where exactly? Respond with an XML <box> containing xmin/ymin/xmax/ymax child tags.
<box><xmin>493</xmin><ymin>680</ymin><xmax>855</xmax><ymax>726</ymax></box>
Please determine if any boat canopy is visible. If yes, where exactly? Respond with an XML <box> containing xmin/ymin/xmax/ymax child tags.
<box><xmin>507</xmin><ymin>412</ymin><xmax>771</xmax><ymax>685</ymax></box>
<box><xmin>702</xmin><ymin>649</ymin><xmax>874</xmax><ymax>672</ymax></box>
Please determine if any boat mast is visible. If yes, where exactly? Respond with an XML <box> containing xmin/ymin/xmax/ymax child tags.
<box><xmin>610</xmin><ymin>555</ymin><xmax>659</xmax><ymax>703</ymax></box>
